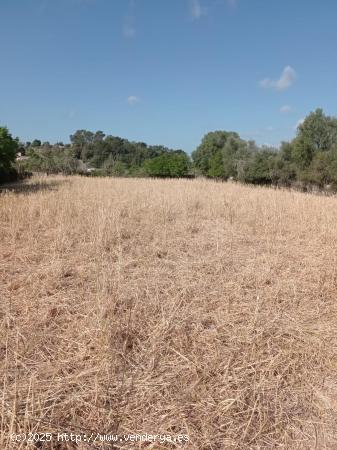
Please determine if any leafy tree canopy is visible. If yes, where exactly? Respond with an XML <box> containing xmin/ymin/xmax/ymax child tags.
<box><xmin>0</xmin><ymin>126</ymin><xmax>19</xmax><ymax>182</ymax></box>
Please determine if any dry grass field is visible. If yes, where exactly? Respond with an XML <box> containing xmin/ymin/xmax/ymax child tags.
<box><xmin>2</xmin><ymin>175</ymin><xmax>337</xmax><ymax>449</ymax></box>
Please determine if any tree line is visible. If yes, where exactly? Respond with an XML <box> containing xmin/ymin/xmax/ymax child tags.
<box><xmin>192</xmin><ymin>108</ymin><xmax>337</xmax><ymax>189</ymax></box>
<box><xmin>10</xmin><ymin>130</ymin><xmax>191</xmax><ymax>180</ymax></box>
<box><xmin>2</xmin><ymin>108</ymin><xmax>337</xmax><ymax>190</ymax></box>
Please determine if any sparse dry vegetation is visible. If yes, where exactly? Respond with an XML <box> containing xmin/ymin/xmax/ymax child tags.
<box><xmin>1</xmin><ymin>175</ymin><xmax>337</xmax><ymax>449</ymax></box>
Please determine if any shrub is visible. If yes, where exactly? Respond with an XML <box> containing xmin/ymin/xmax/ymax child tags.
<box><xmin>0</xmin><ymin>126</ymin><xmax>18</xmax><ymax>183</ymax></box>
<box><xmin>144</xmin><ymin>153</ymin><xmax>190</xmax><ymax>178</ymax></box>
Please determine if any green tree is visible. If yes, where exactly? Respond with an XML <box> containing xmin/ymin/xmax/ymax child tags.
<box><xmin>192</xmin><ymin>131</ymin><xmax>238</xmax><ymax>175</ymax></box>
<box><xmin>144</xmin><ymin>153</ymin><xmax>190</xmax><ymax>177</ymax></box>
<box><xmin>0</xmin><ymin>127</ymin><xmax>18</xmax><ymax>183</ymax></box>
<box><xmin>144</xmin><ymin>155</ymin><xmax>171</xmax><ymax>177</ymax></box>
<box><xmin>70</xmin><ymin>130</ymin><xmax>105</xmax><ymax>160</ymax></box>
<box><xmin>193</xmin><ymin>131</ymin><xmax>252</xmax><ymax>180</ymax></box>
<box><xmin>270</xmin><ymin>142</ymin><xmax>297</xmax><ymax>186</ymax></box>
<box><xmin>208</xmin><ymin>150</ymin><xmax>226</xmax><ymax>178</ymax></box>
<box><xmin>243</xmin><ymin>149</ymin><xmax>276</xmax><ymax>185</ymax></box>
<box><xmin>24</xmin><ymin>145</ymin><xmax>80</xmax><ymax>175</ymax></box>
<box><xmin>31</xmin><ymin>139</ymin><xmax>41</xmax><ymax>147</ymax></box>
<box><xmin>103</xmin><ymin>156</ymin><xmax>127</xmax><ymax>176</ymax></box>
<box><xmin>169</xmin><ymin>152</ymin><xmax>190</xmax><ymax>177</ymax></box>
<box><xmin>299</xmin><ymin>151</ymin><xmax>331</xmax><ymax>187</ymax></box>
<box><xmin>299</xmin><ymin>109</ymin><xmax>337</xmax><ymax>152</ymax></box>
<box><xmin>292</xmin><ymin>109</ymin><xmax>337</xmax><ymax>169</ymax></box>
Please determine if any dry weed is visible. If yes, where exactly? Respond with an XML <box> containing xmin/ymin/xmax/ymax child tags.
<box><xmin>1</xmin><ymin>175</ymin><xmax>337</xmax><ymax>449</ymax></box>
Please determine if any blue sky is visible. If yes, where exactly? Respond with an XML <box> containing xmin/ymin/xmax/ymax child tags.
<box><xmin>1</xmin><ymin>0</ymin><xmax>337</xmax><ymax>152</ymax></box>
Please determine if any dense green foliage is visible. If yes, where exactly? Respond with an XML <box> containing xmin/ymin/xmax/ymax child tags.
<box><xmin>69</xmin><ymin>130</ymin><xmax>189</xmax><ymax>176</ymax></box>
<box><xmin>4</xmin><ymin>107</ymin><xmax>337</xmax><ymax>189</ymax></box>
<box><xmin>192</xmin><ymin>131</ymin><xmax>274</xmax><ymax>183</ymax></box>
<box><xmin>15</xmin><ymin>130</ymin><xmax>190</xmax><ymax>178</ymax></box>
<box><xmin>192</xmin><ymin>109</ymin><xmax>337</xmax><ymax>190</ymax></box>
<box><xmin>0</xmin><ymin>127</ymin><xmax>19</xmax><ymax>183</ymax></box>
<box><xmin>25</xmin><ymin>145</ymin><xmax>81</xmax><ymax>175</ymax></box>
<box><xmin>144</xmin><ymin>152</ymin><xmax>190</xmax><ymax>177</ymax></box>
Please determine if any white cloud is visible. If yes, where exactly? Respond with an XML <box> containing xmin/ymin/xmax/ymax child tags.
<box><xmin>127</xmin><ymin>96</ymin><xmax>140</xmax><ymax>105</ymax></box>
<box><xmin>190</xmin><ymin>0</ymin><xmax>203</xmax><ymax>19</ymax></box>
<box><xmin>260</xmin><ymin>66</ymin><xmax>296</xmax><ymax>91</ymax></box>
<box><xmin>280</xmin><ymin>105</ymin><xmax>292</xmax><ymax>113</ymax></box>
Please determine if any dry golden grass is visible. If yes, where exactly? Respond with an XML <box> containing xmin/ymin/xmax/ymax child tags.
<box><xmin>1</xmin><ymin>175</ymin><xmax>337</xmax><ymax>449</ymax></box>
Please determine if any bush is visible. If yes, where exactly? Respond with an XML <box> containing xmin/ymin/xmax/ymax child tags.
<box><xmin>0</xmin><ymin>167</ymin><xmax>18</xmax><ymax>184</ymax></box>
<box><xmin>24</xmin><ymin>147</ymin><xmax>81</xmax><ymax>174</ymax></box>
<box><xmin>144</xmin><ymin>153</ymin><xmax>190</xmax><ymax>178</ymax></box>
<box><xmin>0</xmin><ymin>126</ymin><xmax>18</xmax><ymax>184</ymax></box>
<box><xmin>242</xmin><ymin>150</ymin><xmax>275</xmax><ymax>185</ymax></box>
